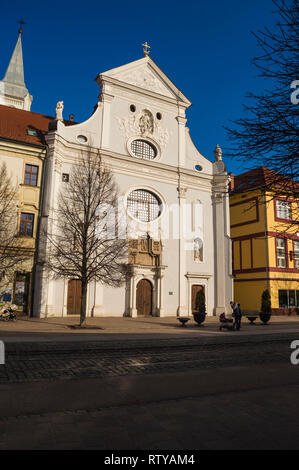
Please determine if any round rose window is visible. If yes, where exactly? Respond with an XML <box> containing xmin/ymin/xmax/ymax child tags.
<box><xmin>127</xmin><ymin>189</ymin><xmax>162</xmax><ymax>222</ymax></box>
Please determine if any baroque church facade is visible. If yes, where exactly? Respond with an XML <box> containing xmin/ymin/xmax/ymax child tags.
<box><xmin>0</xmin><ymin>30</ymin><xmax>233</xmax><ymax>317</ymax></box>
<box><xmin>33</xmin><ymin>57</ymin><xmax>233</xmax><ymax>318</ymax></box>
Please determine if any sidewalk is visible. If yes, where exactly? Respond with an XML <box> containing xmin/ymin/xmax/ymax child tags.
<box><xmin>1</xmin><ymin>314</ymin><xmax>299</xmax><ymax>344</ymax></box>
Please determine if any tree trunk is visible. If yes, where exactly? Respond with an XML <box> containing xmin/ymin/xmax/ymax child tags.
<box><xmin>80</xmin><ymin>279</ymin><xmax>88</xmax><ymax>326</ymax></box>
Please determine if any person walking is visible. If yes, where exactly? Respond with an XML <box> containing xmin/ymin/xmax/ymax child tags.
<box><xmin>230</xmin><ymin>301</ymin><xmax>242</xmax><ymax>330</ymax></box>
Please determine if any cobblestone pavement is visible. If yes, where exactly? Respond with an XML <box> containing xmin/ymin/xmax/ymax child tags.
<box><xmin>0</xmin><ymin>333</ymin><xmax>294</xmax><ymax>383</ymax></box>
<box><xmin>1</xmin><ymin>382</ymin><xmax>299</xmax><ymax>450</ymax></box>
<box><xmin>1</xmin><ymin>332</ymin><xmax>299</xmax><ymax>449</ymax></box>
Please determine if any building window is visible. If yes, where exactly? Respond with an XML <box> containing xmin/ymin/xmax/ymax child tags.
<box><xmin>20</xmin><ymin>213</ymin><xmax>34</xmax><ymax>237</ymax></box>
<box><xmin>278</xmin><ymin>290</ymin><xmax>288</xmax><ymax>308</ymax></box>
<box><xmin>24</xmin><ymin>164</ymin><xmax>38</xmax><ymax>186</ymax></box>
<box><xmin>294</xmin><ymin>240</ymin><xmax>299</xmax><ymax>269</ymax></box>
<box><xmin>276</xmin><ymin>200</ymin><xmax>291</xmax><ymax>219</ymax></box>
<box><xmin>27</xmin><ymin>129</ymin><xmax>38</xmax><ymax>137</ymax></box>
<box><xmin>62</xmin><ymin>173</ymin><xmax>69</xmax><ymax>182</ymax></box>
<box><xmin>131</xmin><ymin>140</ymin><xmax>157</xmax><ymax>160</ymax></box>
<box><xmin>77</xmin><ymin>135</ymin><xmax>88</xmax><ymax>143</ymax></box>
<box><xmin>276</xmin><ymin>238</ymin><xmax>286</xmax><ymax>267</ymax></box>
<box><xmin>127</xmin><ymin>189</ymin><xmax>162</xmax><ymax>222</ymax></box>
<box><xmin>279</xmin><ymin>289</ymin><xmax>299</xmax><ymax>308</ymax></box>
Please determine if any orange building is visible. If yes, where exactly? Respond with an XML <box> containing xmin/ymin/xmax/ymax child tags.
<box><xmin>229</xmin><ymin>167</ymin><xmax>299</xmax><ymax>315</ymax></box>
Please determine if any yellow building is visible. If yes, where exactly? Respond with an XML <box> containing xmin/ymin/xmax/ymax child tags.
<box><xmin>0</xmin><ymin>27</ymin><xmax>50</xmax><ymax>313</ymax></box>
<box><xmin>230</xmin><ymin>167</ymin><xmax>299</xmax><ymax>315</ymax></box>
<box><xmin>0</xmin><ymin>104</ymin><xmax>50</xmax><ymax>313</ymax></box>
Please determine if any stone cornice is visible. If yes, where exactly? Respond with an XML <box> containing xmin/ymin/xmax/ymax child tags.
<box><xmin>104</xmin><ymin>88</ymin><xmax>180</xmax><ymax>114</ymax></box>
<box><xmin>176</xmin><ymin>116</ymin><xmax>188</xmax><ymax>126</ymax></box>
<box><xmin>45</xmin><ymin>133</ymin><xmax>214</xmax><ymax>191</ymax></box>
<box><xmin>185</xmin><ymin>272</ymin><xmax>213</xmax><ymax>279</ymax></box>
<box><xmin>98</xmin><ymin>75</ymin><xmax>190</xmax><ymax>109</ymax></box>
<box><xmin>0</xmin><ymin>138</ymin><xmax>47</xmax><ymax>158</ymax></box>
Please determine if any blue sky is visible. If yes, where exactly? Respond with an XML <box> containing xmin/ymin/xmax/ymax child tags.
<box><xmin>0</xmin><ymin>0</ymin><xmax>279</xmax><ymax>175</ymax></box>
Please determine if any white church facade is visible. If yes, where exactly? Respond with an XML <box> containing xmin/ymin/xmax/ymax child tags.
<box><xmin>32</xmin><ymin>55</ymin><xmax>233</xmax><ymax>318</ymax></box>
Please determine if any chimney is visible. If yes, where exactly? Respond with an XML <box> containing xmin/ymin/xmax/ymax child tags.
<box><xmin>69</xmin><ymin>114</ymin><xmax>74</xmax><ymax>122</ymax></box>
<box><xmin>229</xmin><ymin>173</ymin><xmax>235</xmax><ymax>192</ymax></box>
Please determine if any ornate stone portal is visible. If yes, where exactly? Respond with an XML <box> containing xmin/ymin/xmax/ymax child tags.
<box><xmin>128</xmin><ymin>236</ymin><xmax>162</xmax><ymax>266</ymax></box>
<box><xmin>126</xmin><ymin>236</ymin><xmax>165</xmax><ymax>317</ymax></box>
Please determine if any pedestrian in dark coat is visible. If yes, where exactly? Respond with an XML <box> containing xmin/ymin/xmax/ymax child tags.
<box><xmin>232</xmin><ymin>302</ymin><xmax>242</xmax><ymax>330</ymax></box>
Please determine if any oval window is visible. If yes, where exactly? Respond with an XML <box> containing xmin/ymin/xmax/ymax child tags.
<box><xmin>77</xmin><ymin>135</ymin><xmax>88</xmax><ymax>143</ymax></box>
<box><xmin>127</xmin><ymin>189</ymin><xmax>162</xmax><ymax>222</ymax></box>
<box><xmin>131</xmin><ymin>139</ymin><xmax>157</xmax><ymax>160</ymax></box>
<box><xmin>195</xmin><ymin>164</ymin><xmax>202</xmax><ymax>172</ymax></box>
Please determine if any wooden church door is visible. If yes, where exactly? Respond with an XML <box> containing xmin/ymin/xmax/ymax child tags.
<box><xmin>136</xmin><ymin>279</ymin><xmax>152</xmax><ymax>316</ymax></box>
<box><xmin>67</xmin><ymin>280</ymin><xmax>82</xmax><ymax>315</ymax></box>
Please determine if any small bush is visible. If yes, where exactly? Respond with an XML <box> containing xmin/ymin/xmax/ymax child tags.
<box><xmin>261</xmin><ymin>289</ymin><xmax>271</xmax><ymax>313</ymax></box>
<box><xmin>195</xmin><ymin>289</ymin><xmax>206</xmax><ymax>314</ymax></box>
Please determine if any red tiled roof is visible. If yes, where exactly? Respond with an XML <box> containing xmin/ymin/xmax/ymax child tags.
<box><xmin>0</xmin><ymin>105</ymin><xmax>75</xmax><ymax>146</ymax></box>
<box><xmin>231</xmin><ymin>166</ymin><xmax>299</xmax><ymax>193</ymax></box>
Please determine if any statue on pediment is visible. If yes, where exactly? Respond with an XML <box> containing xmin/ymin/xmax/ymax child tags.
<box><xmin>55</xmin><ymin>101</ymin><xmax>64</xmax><ymax>121</ymax></box>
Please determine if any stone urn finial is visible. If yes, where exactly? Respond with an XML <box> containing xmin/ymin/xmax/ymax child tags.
<box><xmin>214</xmin><ymin>144</ymin><xmax>222</xmax><ymax>161</ymax></box>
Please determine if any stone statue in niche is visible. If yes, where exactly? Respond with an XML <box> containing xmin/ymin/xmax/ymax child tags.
<box><xmin>55</xmin><ymin>101</ymin><xmax>64</xmax><ymax>121</ymax></box>
<box><xmin>194</xmin><ymin>237</ymin><xmax>203</xmax><ymax>262</ymax></box>
<box><xmin>139</xmin><ymin>110</ymin><xmax>154</xmax><ymax>135</ymax></box>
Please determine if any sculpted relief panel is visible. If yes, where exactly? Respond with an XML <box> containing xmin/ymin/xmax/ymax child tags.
<box><xmin>117</xmin><ymin>109</ymin><xmax>170</xmax><ymax>151</ymax></box>
<box><xmin>128</xmin><ymin>237</ymin><xmax>162</xmax><ymax>266</ymax></box>
<box><xmin>117</xmin><ymin>68</ymin><xmax>173</xmax><ymax>98</ymax></box>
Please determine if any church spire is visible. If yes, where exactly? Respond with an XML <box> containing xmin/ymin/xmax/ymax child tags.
<box><xmin>0</xmin><ymin>22</ymin><xmax>33</xmax><ymax>111</ymax></box>
<box><xmin>3</xmin><ymin>30</ymin><xmax>25</xmax><ymax>87</ymax></box>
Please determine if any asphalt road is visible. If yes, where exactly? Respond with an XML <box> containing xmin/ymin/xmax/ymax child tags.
<box><xmin>1</xmin><ymin>333</ymin><xmax>299</xmax><ymax>450</ymax></box>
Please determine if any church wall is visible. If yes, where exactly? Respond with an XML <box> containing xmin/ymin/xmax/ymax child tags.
<box><xmin>102</xmin><ymin>285</ymin><xmax>126</xmax><ymax>317</ymax></box>
<box><xmin>107</xmin><ymin>94</ymin><xmax>180</xmax><ymax>169</ymax></box>
<box><xmin>185</xmin><ymin>130</ymin><xmax>213</xmax><ymax>174</ymax></box>
<box><xmin>112</xmin><ymin>171</ymin><xmax>181</xmax><ymax>316</ymax></box>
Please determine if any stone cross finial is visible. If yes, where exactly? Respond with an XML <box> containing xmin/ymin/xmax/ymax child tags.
<box><xmin>55</xmin><ymin>101</ymin><xmax>64</xmax><ymax>121</ymax></box>
<box><xmin>214</xmin><ymin>144</ymin><xmax>222</xmax><ymax>161</ymax></box>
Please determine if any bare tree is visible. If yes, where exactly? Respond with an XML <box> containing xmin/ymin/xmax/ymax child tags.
<box><xmin>0</xmin><ymin>162</ymin><xmax>31</xmax><ymax>291</ymax></box>
<box><xmin>226</xmin><ymin>0</ymin><xmax>299</xmax><ymax>194</ymax></box>
<box><xmin>44</xmin><ymin>150</ymin><xmax>128</xmax><ymax>326</ymax></box>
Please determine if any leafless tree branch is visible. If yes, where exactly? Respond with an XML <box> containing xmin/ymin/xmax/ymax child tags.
<box><xmin>43</xmin><ymin>150</ymin><xmax>127</xmax><ymax>325</ymax></box>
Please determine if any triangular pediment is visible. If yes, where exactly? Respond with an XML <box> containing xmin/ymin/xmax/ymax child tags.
<box><xmin>98</xmin><ymin>57</ymin><xmax>191</xmax><ymax>106</ymax></box>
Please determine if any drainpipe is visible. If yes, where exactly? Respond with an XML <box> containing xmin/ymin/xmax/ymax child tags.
<box><xmin>30</xmin><ymin>144</ymin><xmax>48</xmax><ymax>317</ymax></box>
<box><xmin>263</xmin><ymin>190</ymin><xmax>270</xmax><ymax>291</ymax></box>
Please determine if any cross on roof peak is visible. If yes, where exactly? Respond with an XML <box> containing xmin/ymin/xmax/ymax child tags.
<box><xmin>142</xmin><ymin>42</ymin><xmax>150</xmax><ymax>57</ymax></box>
<box><xmin>18</xmin><ymin>19</ymin><xmax>26</xmax><ymax>35</ymax></box>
